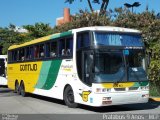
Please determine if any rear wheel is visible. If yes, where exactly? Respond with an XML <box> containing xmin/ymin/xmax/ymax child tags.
<box><xmin>20</xmin><ymin>82</ymin><xmax>27</xmax><ymax>97</ymax></box>
<box><xmin>64</xmin><ymin>86</ymin><xmax>78</xmax><ymax>108</ymax></box>
<box><xmin>14</xmin><ymin>81</ymin><xmax>20</xmax><ymax>94</ymax></box>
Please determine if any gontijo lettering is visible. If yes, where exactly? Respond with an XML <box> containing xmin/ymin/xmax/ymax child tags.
<box><xmin>20</xmin><ymin>64</ymin><xmax>37</xmax><ymax>71</ymax></box>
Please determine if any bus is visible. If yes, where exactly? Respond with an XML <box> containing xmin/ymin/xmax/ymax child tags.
<box><xmin>7</xmin><ymin>26</ymin><xmax>149</xmax><ymax>108</ymax></box>
<box><xmin>0</xmin><ymin>55</ymin><xmax>7</xmax><ymax>86</ymax></box>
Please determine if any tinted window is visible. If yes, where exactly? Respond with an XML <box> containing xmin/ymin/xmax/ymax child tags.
<box><xmin>29</xmin><ymin>46</ymin><xmax>34</xmax><ymax>59</ymax></box>
<box><xmin>34</xmin><ymin>45</ymin><xmax>40</xmax><ymax>59</ymax></box>
<box><xmin>77</xmin><ymin>32</ymin><xmax>90</xmax><ymax>49</ymax></box>
<box><xmin>59</xmin><ymin>37</ymin><xmax>73</xmax><ymax>57</ymax></box>
<box><xmin>46</xmin><ymin>42</ymin><xmax>51</xmax><ymax>58</ymax></box>
<box><xmin>51</xmin><ymin>42</ymin><xmax>57</xmax><ymax>57</ymax></box>
<box><xmin>39</xmin><ymin>44</ymin><xmax>45</xmax><ymax>58</ymax></box>
<box><xmin>94</xmin><ymin>32</ymin><xmax>143</xmax><ymax>47</ymax></box>
<box><xmin>18</xmin><ymin>48</ymin><xmax>25</xmax><ymax>61</ymax></box>
<box><xmin>26</xmin><ymin>47</ymin><xmax>30</xmax><ymax>60</ymax></box>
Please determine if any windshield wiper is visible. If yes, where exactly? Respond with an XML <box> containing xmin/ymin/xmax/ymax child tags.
<box><xmin>131</xmin><ymin>68</ymin><xmax>141</xmax><ymax>84</ymax></box>
<box><xmin>114</xmin><ymin>72</ymin><xmax>126</xmax><ymax>83</ymax></box>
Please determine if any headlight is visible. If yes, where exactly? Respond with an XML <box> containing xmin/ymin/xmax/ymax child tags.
<box><xmin>140</xmin><ymin>86</ymin><xmax>149</xmax><ymax>91</ymax></box>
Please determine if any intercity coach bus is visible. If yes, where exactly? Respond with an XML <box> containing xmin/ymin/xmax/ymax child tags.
<box><xmin>7</xmin><ymin>26</ymin><xmax>149</xmax><ymax>108</ymax></box>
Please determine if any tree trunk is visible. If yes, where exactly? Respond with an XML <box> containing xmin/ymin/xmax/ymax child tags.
<box><xmin>87</xmin><ymin>0</ymin><xmax>93</xmax><ymax>12</ymax></box>
<box><xmin>100</xmin><ymin>0</ymin><xmax>109</xmax><ymax>15</ymax></box>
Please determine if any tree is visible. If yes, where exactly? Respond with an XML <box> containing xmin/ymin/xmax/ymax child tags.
<box><xmin>0</xmin><ymin>23</ymin><xmax>54</xmax><ymax>54</ymax></box>
<box><xmin>65</xmin><ymin>0</ymin><xmax>109</xmax><ymax>15</ymax></box>
<box><xmin>23</xmin><ymin>23</ymin><xmax>53</xmax><ymax>39</ymax></box>
<box><xmin>0</xmin><ymin>27</ymin><xmax>29</xmax><ymax>54</ymax></box>
<box><xmin>53</xmin><ymin>10</ymin><xmax>110</xmax><ymax>33</ymax></box>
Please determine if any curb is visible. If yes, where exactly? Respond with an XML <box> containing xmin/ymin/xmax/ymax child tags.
<box><xmin>149</xmin><ymin>97</ymin><xmax>160</xmax><ymax>102</ymax></box>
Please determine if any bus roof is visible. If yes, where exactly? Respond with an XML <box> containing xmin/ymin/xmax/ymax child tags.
<box><xmin>8</xmin><ymin>31</ymin><xmax>72</xmax><ymax>50</ymax></box>
<box><xmin>8</xmin><ymin>26</ymin><xmax>141</xmax><ymax>50</ymax></box>
<box><xmin>72</xmin><ymin>26</ymin><xmax>141</xmax><ymax>33</ymax></box>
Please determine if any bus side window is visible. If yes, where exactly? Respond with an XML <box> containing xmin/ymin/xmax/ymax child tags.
<box><xmin>59</xmin><ymin>39</ymin><xmax>65</xmax><ymax>57</ymax></box>
<box><xmin>66</xmin><ymin>37</ymin><xmax>73</xmax><ymax>56</ymax></box>
<box><xmin>8</xmin><ymin>51</ymin><xmax>12</xmax><ymax>62</ymax></box>
<box><xmin>19</xmin><ymin>48</ymin><xmax>25</xmax><ymax>61</ymax></box>
<box><xmin>77</xmin><ymin>32</ymin><xmax>90</xmax><ymax>49</ymax></box>
<box><xmin>39</xmin><ymin>44</ymin><xmax>45</xmax><ymax>58</ymax></box>
<box><xmin>34</xmin><ymin>45</ymin><xmax>40</xmax><ymax>59</ymax></box>
<box><xmin>51</xmin><ymin>42</ymin><xmax>57</xmax><ymax>57</ymax></box>
<box><xmin>13</xmin><ymin>50</ymin><xmax>18</xmax><ymax>62</ymax></box>
<box><xmin>59</xmin><ymin>37</ymin><xmax>73</xmax><ymax>57</ymax></box>
<box><xmin>45</xmin><ymin>42</ymin><xmax>51</xmax><ymax>58</ymax></box>
<box><xmin>29</xmin><ymin>46</ymin><xmax>34</xmax><ymax>60</ymax></box>
<box><xmin>26</xmin><ymin>47</ymin><xmax>30</xmax><ymax>60</ymax></box>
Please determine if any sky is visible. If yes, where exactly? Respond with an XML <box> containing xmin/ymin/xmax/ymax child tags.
<box><xmin>0</xmin><ymin>0</ymin><xmax>159</xmax><ymax>28</ymax></box>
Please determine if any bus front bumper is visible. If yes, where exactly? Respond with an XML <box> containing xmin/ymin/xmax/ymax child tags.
<box><xmin>88</xmin><ymin>91</ymin><xmax>149</xmax><ymax>107</ymax></box>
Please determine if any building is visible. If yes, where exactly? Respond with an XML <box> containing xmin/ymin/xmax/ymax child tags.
<box><xmin>56</xmin><ymin>8</ymin><xmax>71</xmax><ymax>26</ymax></box>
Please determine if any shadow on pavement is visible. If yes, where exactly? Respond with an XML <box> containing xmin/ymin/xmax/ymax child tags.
<box><xmin>28</xmin><ymin>93</ymin><xmax>160</xmax><ymax>113</ymax></box>
<box><xmin>1</xmin><ymin>87</ymin><xmax>159</xmax><ymax>113</ymax></box>
<box><xmin>79</xmin><ymin>101</ymin><xmax>160</xmax><ymax>113</ymax></box>
<box><xmin>29</xmin><ymin>94</ymin><xmax>66</xmax><ymax>106</ymax></box>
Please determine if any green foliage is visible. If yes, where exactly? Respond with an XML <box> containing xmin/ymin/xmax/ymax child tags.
<box><xmin>0</xmin><ymin>27</ymin><xmax>28</xmax><ymax>54</ymax></box>
<box><xmin>23</xmin><ymin>23</ymin><xmax>53</xmax><ymax>39</ymax></box>
<box><xmin>0</xmin><ymin>23</ymin><xmax>54</xmax><ymax>54</ymax></box>
<box><xmin>150</xmin><ymin>81</ymin><xmax>160</xmax><ymax>96</ymax></box>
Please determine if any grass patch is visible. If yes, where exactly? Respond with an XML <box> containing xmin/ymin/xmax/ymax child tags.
<box><xmin>150</xmin><ymin>81</ymin><xmax>160</xmax><ymax>97</ymax></box>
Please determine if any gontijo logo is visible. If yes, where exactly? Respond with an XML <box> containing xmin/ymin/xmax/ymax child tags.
<box><xmin>20</xmin><ymin>64</ymin><xmax>37</xmax><ymax>71</ymax></box>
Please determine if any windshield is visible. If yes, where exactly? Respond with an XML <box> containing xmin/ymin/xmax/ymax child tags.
<box><xmin>92</xmin><ymin>49</ymin><xmax>148</xmax><ymax>83</ymax></box>
<box><xmin>94</xmin><ymin>51</ymin><xmax>126</xmax><ymax>82</ymax></box>
<box><xmin>127</xmin><ymin>49</ymin><xmax>148</xmax><ymax>81</ymax></box>
<box><xmin>93</xmin><ymin>32</ymin><xmax>144</xmax><ymax>47</ymax></box>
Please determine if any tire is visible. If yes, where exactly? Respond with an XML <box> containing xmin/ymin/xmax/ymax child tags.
<box><xmin>19</xmin><ymin>82</ymin><xmax>27</xmax><ymax>97</ymax></box>
<box><xmin>64</xmin><ymin>86</ymin><xmax>78</xmax><ymax>108</ymax></box>
<box><xmin>14</xmin><ymin>81</ymin><xmax>20</xmax><ymax>94</ymax></box>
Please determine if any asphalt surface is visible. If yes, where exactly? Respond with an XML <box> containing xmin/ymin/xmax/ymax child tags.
<box><xmin>0</xmin><ymin>87</ymin><xmax>160</xmax><ymax>120</ymax></box>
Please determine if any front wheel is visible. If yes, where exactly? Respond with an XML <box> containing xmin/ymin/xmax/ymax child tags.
<box><xmin>64</xmin><ymin>86</ymin><xmax>78</xmax><ymax>108</ymax></box>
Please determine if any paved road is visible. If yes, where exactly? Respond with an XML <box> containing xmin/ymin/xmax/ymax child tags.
<box><xmin>0</xmin><ymin>87</ymin><xmax>160</xmax><ymax>115</ymax></box>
